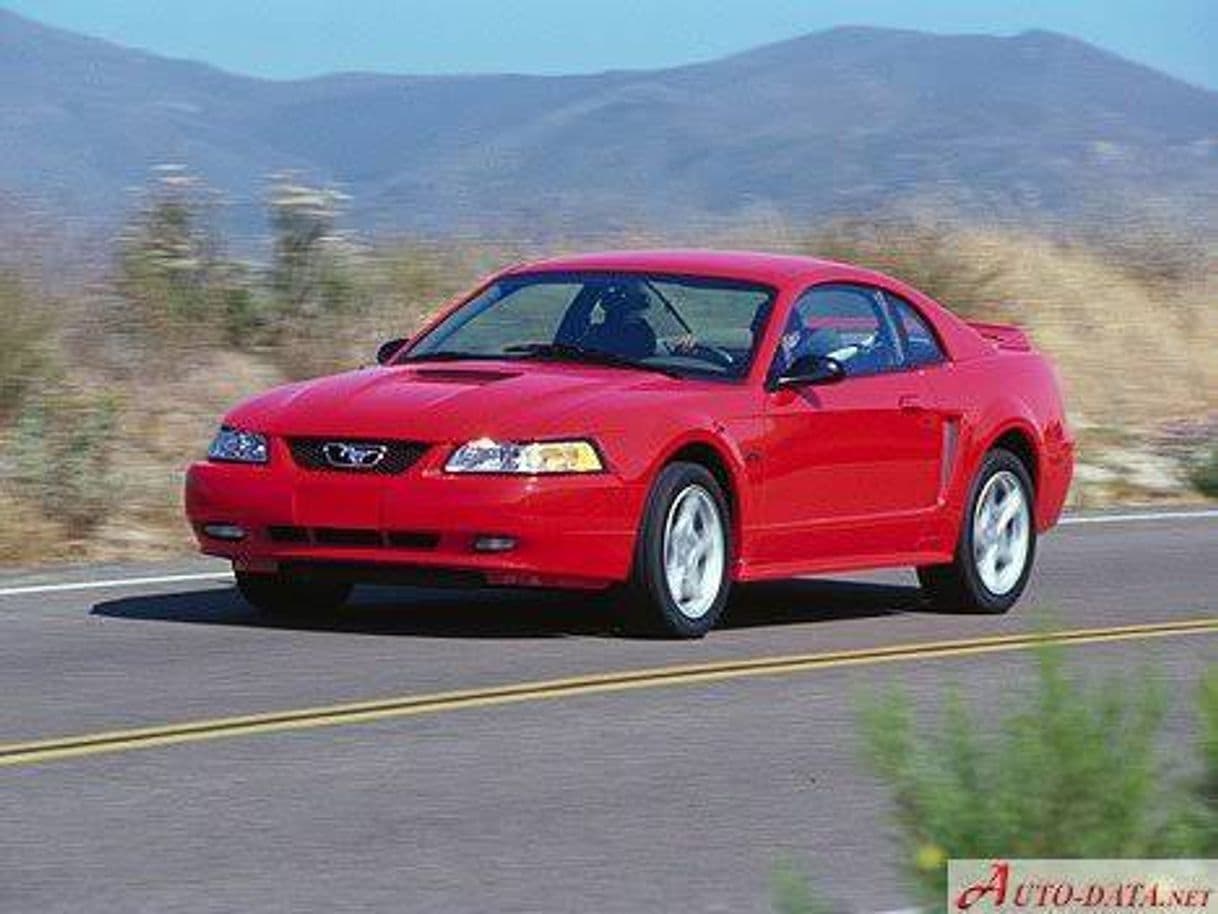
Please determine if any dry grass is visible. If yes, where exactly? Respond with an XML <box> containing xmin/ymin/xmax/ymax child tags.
<box><xmin>799</xmin><ymin>219</ymin><xmax>1218</xmax><ymax>430</ymax></box>
<box><xmin>266</xmin><ymin>242</ymin><xmax>491</xmax><ymax>380</ymax></box>
<box><xmin>0</xmin><ymin>490</ymin><xmax>71</xmax><ymax>563</ymax></box>
<box><xmin>0</xmin><ymin>272</ymin><xmax>54</xmax><ymax>417</ymax></box>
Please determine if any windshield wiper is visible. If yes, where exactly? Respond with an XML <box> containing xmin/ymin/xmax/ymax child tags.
<box><xmin>642</xmin><ymin>279</ymin><xmax>694</xmax><ymax>336</ymax></box>
<box><xmin>503</xmin><ymin>342</ymin><xmax>682</xmax><ymax>379</ymax></box>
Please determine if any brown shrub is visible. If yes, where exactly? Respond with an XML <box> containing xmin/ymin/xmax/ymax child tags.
<box><xmin>0</xmin><ymin>272</ymin><xmax>54</xmax><ymax>417</ymax></box>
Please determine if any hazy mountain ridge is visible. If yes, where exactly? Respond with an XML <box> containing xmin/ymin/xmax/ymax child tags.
<box><xmin>3</xmin><ymin>9</ymin><xmax>1217</xmax><ymax>234</ymax></box>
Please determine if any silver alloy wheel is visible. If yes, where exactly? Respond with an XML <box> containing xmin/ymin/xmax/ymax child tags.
<box><xmin>662</xmin><ymin>483</ymin><xmax>726</xmax><ymax>619</ymax></box>
<box><xmin>971</xmin><ymin>469</ymin><xmax>1031</xmax><ymax>596</ymax></box>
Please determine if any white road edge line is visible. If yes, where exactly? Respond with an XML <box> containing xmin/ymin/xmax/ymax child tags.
<box><xmin>0</xmin><ymin>571</ymin><xmax>233</xmax><ymax>598</ymax></box>
<box><xmin>0</xmin><ymin>509</ymin><xmax>1214</xmax><ymax>598</ymax></box>
<box><xmin>1058</xmin><ymin>509</ymin><xmax>1218</xmax><ymax>525</ymax></box>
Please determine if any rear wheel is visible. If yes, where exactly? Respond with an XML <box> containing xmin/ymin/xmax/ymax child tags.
<box><xmin>235</xmin><ymin>570</ymin><xmax>352</xmax><ymax>619</ymax></box>
<box><xmin>621</xmin><ymin>462</ymin><xmax>732</xmax><ymax>638</ymax></box>
<box><xmin>918</xmin><ymin>448</ymin><xmax>1036</xmax><ymax>613</ymax></box>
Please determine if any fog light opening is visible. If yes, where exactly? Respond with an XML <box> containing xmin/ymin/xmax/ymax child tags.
<box><xmin>473</xmin><ymin>534</ymin><xmax>517</xmax><ymax>553</ymax></box>
<box><xmin>203</xmin><ymin>523</ymin><xmax>247</xmax><ymax>542</ymax></box>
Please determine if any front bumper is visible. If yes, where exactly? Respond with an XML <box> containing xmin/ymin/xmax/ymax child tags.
<box><xmin>184</xmin><ymin>449</ymin><xmax>644</xmax><ymax>589</ymax></box>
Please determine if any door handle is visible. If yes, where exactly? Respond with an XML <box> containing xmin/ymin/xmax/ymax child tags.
<box><xmin>899</xmin><ymin>394</ymin><xmax>925</xmax><ymax>413</ymax></box>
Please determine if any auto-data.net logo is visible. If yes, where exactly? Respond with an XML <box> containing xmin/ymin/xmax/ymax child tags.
<box><xmin>948</xmin><ymin>860</ymin><xmax>1218</xmax><ymax>911</ymax></box>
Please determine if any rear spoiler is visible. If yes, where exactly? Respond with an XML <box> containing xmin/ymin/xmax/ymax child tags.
<box><xmin>966</xmin><ymin>320</ymin><xmax>1032</xmax><ymax>352</ymax></box>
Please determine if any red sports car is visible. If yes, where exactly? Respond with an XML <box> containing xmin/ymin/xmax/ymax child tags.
<box><xmin>186</xmin><ymin>250</ymin><xmax>1074</xmax><ymax>637</ymax></box>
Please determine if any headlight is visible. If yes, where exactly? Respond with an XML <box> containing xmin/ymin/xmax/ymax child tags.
<box><xmin>208</xmin><ymin>426</ymin><xmax>269</xmax><ymax>464</ymax></box>
<box><xmin>445</xmin><ymin>438</ymin><xmax>604</xmax><ymax>474</ymax></box>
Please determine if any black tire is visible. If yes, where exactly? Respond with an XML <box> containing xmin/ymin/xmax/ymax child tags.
<box><xmin>619</xmin><ymin>462</ymin><xmax>733</xmax><ymax>638</ymax></box>
<box><xmin>235</xmin><ymin>570</ymin><xmax>352</xmax><ymax>619</ymax></box>
<box><xmin>918</xmin><ymin>447</ymin><xmax>1036</xmax><ymax>614</ymax></box>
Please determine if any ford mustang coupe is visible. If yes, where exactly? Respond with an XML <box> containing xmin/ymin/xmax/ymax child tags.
<box><xmin>186</xmin><ymin>250</ymin><xmax>1074</xmax><ymax>637</ymax></box>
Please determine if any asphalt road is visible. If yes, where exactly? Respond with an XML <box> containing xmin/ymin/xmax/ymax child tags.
<box><xmin>2</xmin><ymin>509</ymin><xmax>1217</xmax><ymax>913</ymax></box>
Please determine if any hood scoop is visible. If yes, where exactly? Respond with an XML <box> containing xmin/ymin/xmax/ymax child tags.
<box><xmin>408</xmin><ymin>367</ymin><xmax>519</xmax><ymax>385</ymax></box>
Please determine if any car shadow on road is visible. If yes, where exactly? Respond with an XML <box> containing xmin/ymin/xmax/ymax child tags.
<box><xmin>91</xmin><ymin>577</ymin><xmax>926</xmax><ymax>639</ymax></box>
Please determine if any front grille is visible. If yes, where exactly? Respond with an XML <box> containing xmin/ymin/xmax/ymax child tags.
<box><xmin>265</xmin><ymin>526</ymin><xmax>440</xmax><ymax>551</ymax></box>
<box><xmin>386</xmin><ymin>531</ymin><xmax>442</xmax><ymax>550</ymax></box>
<box><xmin>287</xmin><ymin>438</ymin><xmax>429</xmax><ymax>475</ymax></box>
<box><xmin>314</xmin><ymin>527</ymin><xmax>382</xmax><ymax>547</ymax></box>
<box><xmin>267</xmin><ymin>525</ymin><xmax>308</xmax><ymax>543</ymax></box>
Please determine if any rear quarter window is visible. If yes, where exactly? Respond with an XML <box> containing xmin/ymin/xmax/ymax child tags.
<box><xmin>887</xmin><ymin>294</ymin><xmax>946</xmax><ymax>367</ymax></box>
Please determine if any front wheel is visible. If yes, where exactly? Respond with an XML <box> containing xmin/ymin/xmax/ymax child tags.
<box><xmin>621</xmin><ymin>462</ymin><xmax>733</xmax><ymax>638</ymax></box>
<box><xmin>918</xmin><ymin>447</ymin><xmax>1036</xmax><ymax>613</ymax></box>
<box><xmin>235</xmin><ymin>570</ymin><xmax>352</xmax><ymax>619</ymax></box>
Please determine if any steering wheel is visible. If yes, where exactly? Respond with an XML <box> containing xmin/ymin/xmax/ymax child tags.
<box><xmin>664</xmin><ymin>339</ymin><xmax>736</xmax><ymax>370</ymax></box>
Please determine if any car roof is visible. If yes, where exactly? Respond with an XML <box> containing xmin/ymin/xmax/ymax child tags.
<box><xmin>502</xmin><ymin>249</ymin><xmax>847</xmax><ymax>285</ymax></box>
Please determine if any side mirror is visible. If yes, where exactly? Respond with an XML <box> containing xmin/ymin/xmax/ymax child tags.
<box><xmin>376</xmin><ymin>337</ymin><xmax>409</xmax><ymax>365</ymax></box>
<box><xmin>772</xmin><ymin>353</ymin><xmax>846</xmax><ymax>389</ymax></box>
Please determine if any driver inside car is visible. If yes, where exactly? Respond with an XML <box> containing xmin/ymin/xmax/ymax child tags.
<box><xmin>581</xmin><ymin>284</ymin><xmax>658</xmax><ymax>359</ymax></box>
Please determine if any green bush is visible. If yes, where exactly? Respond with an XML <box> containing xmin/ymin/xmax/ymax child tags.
<box><xmin>114</xmin><ymin>172</ymin><xmax>404</xmax><ymax>377</ymax></box>
<box><xmin>859</xmin><ymin>650</ymin><xmax>1172</xmax><ymax>905</ymax></box>
<box><xmin>0</xmin><ymin>272</ymin><xmax>53</xmax><ymax>416</ymax></box>
<box><xmin>776</xmin><ymin>650</ymin><xmax>1218</xmax><ymax>911</ymax></box>
<box><xmin>1195</xmin><ymin>668</ymin><xmax>1218</xmax><ymax>843</ymax></box>
<box><xmin>1189</xmin><ymin>445</ymin><xmax>1218</xmax><ymax>498</ymax></box>
<box><xmin>118</xmin><ymin>168</ymin><xmax>222</xmax><ymax>338</ymax></box>
<box><xmin>265</xmin><ymin>241</ymin><xmax>462</xmax><ymax>380</ymax></box>
<box><xmin>2</xmin><ymin>383</ymin><xmax>120</xmax><ymax>536</ymax></box>
<box><xmin>255</xmin><ymin>177</ymin><xmax>368</xmax><ymax>376</ymax></box>
<box><xmin>116</xmin><ymin>166</ymin><xmax>269</xmax><ymax>350</ymax></box>
<box><xmin>268</xmin><ymin>178</ymin><xmax>359</xmax><ymax>318</ymax></box>
<box><xmin>770</xmin><ymin>861</ymin><xmax>834</xmax><ymax>914</ymax></box>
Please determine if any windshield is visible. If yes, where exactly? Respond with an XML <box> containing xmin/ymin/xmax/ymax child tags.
<box><xmin>403</xmin><ymin>271</ymin><xmax>776</xmax><ymax>380</ymax></box>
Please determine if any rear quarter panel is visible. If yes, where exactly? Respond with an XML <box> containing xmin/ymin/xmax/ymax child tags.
<box><xmin>926</xmin><ymin>349</ymin><xmax>1074</xmax><ymax>536</ymax></box>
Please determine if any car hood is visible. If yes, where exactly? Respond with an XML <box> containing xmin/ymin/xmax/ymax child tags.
<box><xmin>225</xmin><ymin>361</ymin><xmax>673</xmax><ymax>442</ymax></box>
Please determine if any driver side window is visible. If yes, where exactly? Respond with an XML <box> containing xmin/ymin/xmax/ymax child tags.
<box><xmin>771</xmin><ymin>284</ymin><xmax>899</xmax><ymax>380</ymax></box>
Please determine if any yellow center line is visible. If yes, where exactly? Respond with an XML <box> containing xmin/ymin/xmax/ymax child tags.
<box><xmin>3</xmin><ymin>617</ymin><xmax>1216</xmax><ymax>768</ymax></box>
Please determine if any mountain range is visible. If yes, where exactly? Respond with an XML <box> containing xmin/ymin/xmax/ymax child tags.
<box><xmin>2</xmin><ymin>8</ymin><xmax>1217</xmax><ymax>236</ymax></box>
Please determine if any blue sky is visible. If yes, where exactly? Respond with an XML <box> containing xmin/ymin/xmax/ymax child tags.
<box><xmin>7</xmin><ymin>0</ymin><xmax>1217</xmax><ymax>89</ymax></box>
